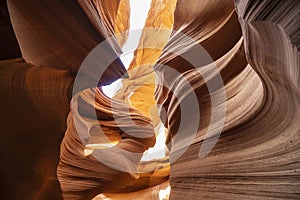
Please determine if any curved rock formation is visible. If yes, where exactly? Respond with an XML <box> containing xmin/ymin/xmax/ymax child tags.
<box><xmin>7</xmin><ymin>0</ymin><xmax>126</xmax><ymax>85</ymax></box>
<box><xmin>57</xmin><ymin>88</ymin><xmax>156</xmax><ymax>199</ymax></box>
<box><xmin>1</xmin><ymin>0</ymin><xmax>128</xmax><ymax>199</ymax></box>
<box><xmin>153</xmin><ymin>0</ymin><xmax>300</xmax><ymax>199</ymax></box>
<box><xmin>1</xmin><ymin>0</ymin><xmax>299</xmax><ymax>199</ymax></box>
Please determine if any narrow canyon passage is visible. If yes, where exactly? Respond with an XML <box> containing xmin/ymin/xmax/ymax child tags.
<box><xmin>0</xmin><ymin>0</ymin><xmax>299</xmax><ymax>200</ymax></box>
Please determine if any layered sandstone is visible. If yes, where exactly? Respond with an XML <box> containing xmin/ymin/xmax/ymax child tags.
<box><xmin>1</xmin><ymin>0</ymin><xmax>299</xmax><ymax>199</ymax></box>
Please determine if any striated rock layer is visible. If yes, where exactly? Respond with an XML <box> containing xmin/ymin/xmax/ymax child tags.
<box><xmin>1</xmin><ymin>0</ymin><xmax>299</xmax><ymax>199</ymax></box>
<box><xmin>1</xmin><ymin>0</ymin><xmax>128</xmax><ymax>199</ymax></box>
<box><xmin>153</xmin><ymin>0</ymin><xmax>300</xmax><ymax>199</ymax></box>
<box><xmin>57</xmin><ymin>88</ymin><xmax>156</xmax><ymax>199</ymax></box>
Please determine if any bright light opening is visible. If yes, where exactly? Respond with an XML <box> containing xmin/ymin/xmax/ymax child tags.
<box><xmin>102</xmin><ymin>0</ymin><xmax>152</xmax><ymax>98</ymax></box>
<box><xmin>159</xmin><ymin>185</ymin><xmax>171</xmax><ymax>200</ymax></box>
<box><xmin>141</xmin><ymin>122</ymin><xmax>167</xmax><ymax>161</ymax></box>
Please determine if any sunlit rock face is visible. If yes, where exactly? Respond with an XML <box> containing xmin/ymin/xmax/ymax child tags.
<box><xmin>1</xmin><ymin>0</ymin><xmax>299</xmax><ymax>199</ymax></box>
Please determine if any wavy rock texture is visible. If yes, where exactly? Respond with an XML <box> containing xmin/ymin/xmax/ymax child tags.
<box><xmin>153</xmin><ymin>0</ymin><xmax>300</xmax><ymax>199</ymax></box>
<box><xmin>57</xmin><ymin>88</ymin><xmax>156</xmax><ymax>199</ymax></box>
<box><xmin>59</xmin><ymin>1</ymin><xmax>176</xmax><ymax>199</ymax></box>
<box><xmin>1</xmin><ymin>0</ymin><xmax>299</xmax><ymax>199</ymax></box>
<box><xmin>1</xmin><ymin>0</ymin><xmax>128</xmax><ymax>199</ymax></box>
<box><xmin>93</xmin><ymin>1</ymin><xmax>177</xmax><ymax>198</ymax></box>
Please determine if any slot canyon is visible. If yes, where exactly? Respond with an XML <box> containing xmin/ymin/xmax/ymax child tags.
<box><xmin>0</xmin><ymin>0</ymin><xmax>299</xmax><ymax>199</ymax></box>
